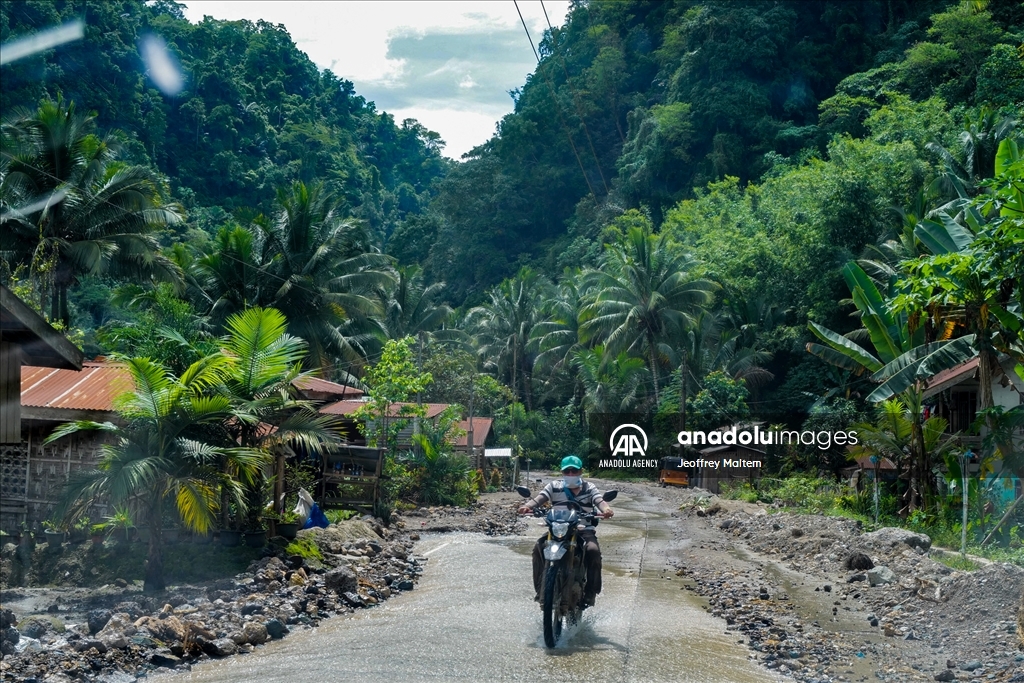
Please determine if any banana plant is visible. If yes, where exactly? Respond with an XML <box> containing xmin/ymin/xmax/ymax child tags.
<box><xmin>806</xmin><ymin>261</ymin><xmax>975</xmax><ymax>512</ymax></box>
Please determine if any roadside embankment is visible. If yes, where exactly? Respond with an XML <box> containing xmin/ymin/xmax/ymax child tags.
<box><xmin>0</xmin><ymin>495</ymin><xmax>526</xmax><ymax>683</ymax></box>
<box><xmin>631</xmin><ymin>481</ymin><xmax>1024</xmax><ymax>683</ymax></box>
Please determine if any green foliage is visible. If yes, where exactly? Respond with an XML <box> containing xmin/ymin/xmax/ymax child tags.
<box><xmin>356</xmin><ymin>337</ymin><xmax>432</xmax><ymax>453</ymax></box>
<box><xmin>801</xmin><ymin>398</ymin><xmax>862</xmax><ymax>475</ymax></box>
<box><xmin>324</xmin><ymin>508</ymin><xmax>358</xmax><ymax>524</ymax></box>
<box><xmin>686</xmin><ymin>371</ymin><xmax>750</xmax><ymax>431</ymax></box>
<box><xmin>408</xmin><ymin>406</ymin><xmax>475</xmax><ymax>507</ymax></box>
<box><xmin>284</xmin><ymin>536</ymin><xmax>323</xmax><ymax>562</ymax></box>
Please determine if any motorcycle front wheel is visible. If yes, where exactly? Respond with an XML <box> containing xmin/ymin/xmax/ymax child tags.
<box><xmin>542</xmin><ymin>563</ymin><xmax>564</xmax><ymax>647</ymax></box>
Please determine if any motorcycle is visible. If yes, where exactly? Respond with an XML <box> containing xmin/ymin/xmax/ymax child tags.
<box><xmin>516</xmin><ymin>485</ymin><xmax>618</xmax><ymax>647</ymax></box>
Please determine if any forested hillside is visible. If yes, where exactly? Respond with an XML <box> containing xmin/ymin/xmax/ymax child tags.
<box><xmin>1</xmin><ymin>0</ymin><xmax>1022</xmax><ymax>504</ymax></box>
<box><xmin>1</xmin><ymin>0</ymin><xmax>448</xmax><ymax>235</ymax></box>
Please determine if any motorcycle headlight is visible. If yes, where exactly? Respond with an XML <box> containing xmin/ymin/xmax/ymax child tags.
<box><xmin>550</xmin><ymin>522</ymin><xmax>570</xmax><ymax>539</ymax></box>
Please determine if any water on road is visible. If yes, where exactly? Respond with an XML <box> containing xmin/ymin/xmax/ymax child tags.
<box><xmin>165</xmin><ymin>492</ymin><xmax>774</xmax><ymax>683</ymax></box>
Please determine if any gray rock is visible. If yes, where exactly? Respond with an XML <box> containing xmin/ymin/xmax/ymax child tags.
<box><xmin>844</xmin><ymin>552</ymin><xmax>874</xmax><ymax>570</ymax></box>
<box><xmin>867</xmin><ymin>565</ymin><xmax>896</xmax><ymax>586</ymax></box>
<box><xmin>2</xmin><ymin>626</ymin><xmax>19</xmax><ymax>645</ymax></box>
<box><xmin>150</xmin><ymin>650</ymin><xmax>182</xmax><ymax>667</ymax></box>
<box><xmin>113</xmin><ymin>601</ymin><xmax>144</xmax><ymax>619</ymax></box>
<box><xmin>862</xmin><ymin>527</ymin><xmax>931</xmax><ymax>551</ymax></box>
<box><xmin>240</xmin><ymin>602</ymin><xmax>263</xmax><ymax>616</ymax></box>
<box><xmin>73</xmin><ymin>639</ymin><xmax>108</xmax><ymax>653</ymax></box>
<box><xmin>342</xmin><ymin>592</ymin><xmax>366</xmax><ymax>608</ymax></box>
<box><xmin>242</xmin><ymin>621</ymin><xmax>268</xmax><ymax>645</ymax></box>
<box><xmin>960</xmin><ymin>661</ymin><xmax>982</xmax><ymax>672</ymax></box>
<box><xmin>325</xmin><ymin>566</ymin><xmax>358</xmax><ymax>594</ymax></box>
<box><xmin>934</xmin><ymin>670</ymin><xmax>956</xmax><ymax>681</ymax></box>
<box><xmin>396</xmin><ymin>580</ymin><xmax>414</xmax><ymax>591</ymax></box>
<box><xmin>264</xmin><ymin>619</ymin><xmax>288</xmax><ymax>639</ymax></box>
<box><xmin>87</xmin><ymin>609</ymin><xmax>112</xmax><ymax>635</ymax></box>
<box><xmin>0</xmin><ymin>608</ymin><xmax>16</xmax><ymax>630</ymax></box>
<box><xmin>203</xmin><ymin>637</ymin><xmax>238</xmax><ymax>657</ymax></box>
<box><xmin>19</xmin><ymin>617</ymin><xmax>49</xmax><ymax>639</ymax></box>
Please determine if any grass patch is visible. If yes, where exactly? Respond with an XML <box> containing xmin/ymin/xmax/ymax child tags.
<box><xmin>932</xmin><ymin>552</ymin><xmax>981</xmax><ymax>571</ymax></box>
<box><xmin>284</xmin><ymin>536</ymin><xmax>322</xmax><ymax>562</ymax></box>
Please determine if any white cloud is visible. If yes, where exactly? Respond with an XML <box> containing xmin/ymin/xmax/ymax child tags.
<box><xmin>181</xmin><ymin>1</ymin><xmax>568</xmax><ymax>158</ymax></box>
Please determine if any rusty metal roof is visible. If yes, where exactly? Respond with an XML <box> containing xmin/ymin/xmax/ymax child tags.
<box><xmin>924</xmin><ymin>357</ymin><xmax>979</xmax><ymax>398</ymax></box>
<box><xmin>455</xmin><ymin>417</ymin><xmax>493</xmax><ymax>447</ymax></box>
<box><xmin>293</xmin><ymin>375</ymin><xmax>364</xmax><ymax>398</ymax></box>
<box><xmin>21</xmin><ymin>362</ymin><xmax>366</xmax><ymax>414</ymax></box>
<box><xmin>21</xmin><ymin>362</ymin><xmax>132</xmax><ymax>411</ymax></box>
<box><xmin>320</xmin><ymin>400</ymin><xmax>451</xmax><ymax>418</ymax></box>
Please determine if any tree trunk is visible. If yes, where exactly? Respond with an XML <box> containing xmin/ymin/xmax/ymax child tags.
<box><xmin>978</xmin><ymin>341</ymin><xmax>998</xmax><ymax>430</ymax></box>
<box><xmin>679</xmin><ymin>355</ymin><xmax>687</xmax><ymax>431</ymax></box>
<box><xmin>648</xmin><ymin>335</ymin><xmax>660</xmax><ymax>404</ymax></box>
<box><xmin>144</xmin><ymin>495</ymin><xmax>165</xmax><ymax>592</ymax></box>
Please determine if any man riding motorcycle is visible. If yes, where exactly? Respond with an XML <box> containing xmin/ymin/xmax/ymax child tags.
<box><xmin>517</xmin><ymin>455</ymin><xmax>614</xmax><ymax>608</ymax></box>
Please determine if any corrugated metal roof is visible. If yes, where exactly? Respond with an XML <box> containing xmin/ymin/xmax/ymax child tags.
<box><xmin>924</xmin><ymin>357</ymin><xmax>979</xmax><ymax>398</ymax></box>
<box><xmin>455</xmin><ymin>417</ymin><xmax>493</xmax><ymax>447</ymax></box>
<box><xmin>320</xmin><ymin>400</ymin><xmax>451</xmax><ymax>418</ymax></box>
<box><xmin>293</xmin><ymin>376</ymin><xmax>364</xmax><ymax>398</ymax></box>
<box><xmin>21</xmin><ymin>362</ymin><xmax>131</xmax><ymax>411</ymax></box>
<box><xmin>22</xmin><ymin>362</ymin><xmax>366</xmax><ymax>414</ymax></box>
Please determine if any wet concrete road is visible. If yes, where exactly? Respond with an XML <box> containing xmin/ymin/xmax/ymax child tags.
<box><xmin>166</xmin><ymin>492</ymin><xmax>775</xmax><ymax>683</ymax></box>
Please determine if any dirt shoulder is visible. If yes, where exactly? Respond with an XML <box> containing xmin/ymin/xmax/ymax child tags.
<box><xmin>606</xmin><ymin>479</ymin><xmax>1024</xmax><ymax>683</ymax></box>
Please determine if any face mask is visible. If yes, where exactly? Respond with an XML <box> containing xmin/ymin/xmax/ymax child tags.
<box><xmin>563</xmin><ymin>475</ymin><xmax>582</xmax><ymax>488</ymax></box>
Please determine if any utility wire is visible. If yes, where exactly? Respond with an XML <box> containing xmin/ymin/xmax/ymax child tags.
<box><xmin>513</xmin><ymin>0</ymin><xmax>596</xmax><ymax>198</ymax></box>
<box><xmin>539</xmin><ymin>0</ymin><xmax>609</xmax><ymax>195</ymax></box>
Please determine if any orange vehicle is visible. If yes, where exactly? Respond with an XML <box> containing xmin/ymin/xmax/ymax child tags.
<box><xmin>658</xmin><ymin>457</ymin><xmax>689</xmax><ymax>487</ymax></box>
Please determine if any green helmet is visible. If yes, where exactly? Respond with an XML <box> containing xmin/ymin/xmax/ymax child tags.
<box><xmin>560</xmin><ymin>455</ymin><xmax>583</xmax><ymax>471</ymax></box>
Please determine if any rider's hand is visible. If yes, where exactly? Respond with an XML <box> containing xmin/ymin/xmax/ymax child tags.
<box><xmin>517</xmin><ymin>505</ymin><xmax>533</xmax><ymax>515</ymax></box>
<box><xmin>601</xmin><ymin>508</ymin><xmax>614</xmax><ymax>519</ymax></box>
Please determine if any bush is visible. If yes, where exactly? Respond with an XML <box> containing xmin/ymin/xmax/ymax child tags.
<box><xmin>325</xmin><ymin>509</ymin><xmax>358</xmax><ymax>524</ymax></box>
<box><xmin>719</xmin><ymin>482</ymin><xmax>760</xmax><ymax>503</ymax></box>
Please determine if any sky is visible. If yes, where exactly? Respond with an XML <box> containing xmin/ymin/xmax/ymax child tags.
<box><xmin>181</xmin><ymin>1</ymin><xmax>569</xmax><ymax>159</ymax></box>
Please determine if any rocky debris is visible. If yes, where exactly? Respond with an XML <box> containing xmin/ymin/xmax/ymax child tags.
<box><xmin>668</xmin><ymin>488</ymin><xmax>1024</xmax><ymax>683</ymax></box>
<box><xmin>0</xmin><ymin>516</ymin><xmax>441</xmax><ymax>681</ymax></box>
<box><xmin>403</xmin><ymin>497</ymin><xmax>526</xmax><ymax>536</ymax></box>
<box><xmin>862</xmin><ymin>527</ymin><xmax>932</xmax><ymax>551</ymax></box>
<box><xmin>324</xmin><ymin>566</ymin><xmax>358</xmax><ymax>594</ymax></box>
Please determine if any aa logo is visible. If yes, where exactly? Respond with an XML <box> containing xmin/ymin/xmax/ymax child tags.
<box><xmin>609</xmin><ymin>424</ymin><xmax>648</xmax><ymax>457</ymax></box>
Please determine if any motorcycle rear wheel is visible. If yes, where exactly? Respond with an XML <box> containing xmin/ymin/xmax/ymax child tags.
<box><xmin>542</xmin><ymin>564</ymin><xmax>564</xmax><ymax>647</ymax></box>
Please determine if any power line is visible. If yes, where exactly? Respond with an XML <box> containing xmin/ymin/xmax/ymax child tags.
<box><xmin>512</xmin><ymin>0</ymin><xmax>596</xmax><ymax>198</ymax></box>
<box><xmin>539</xmin><ymin>0</ymin><xmax>609</xmax><ymax>195</ymax></box>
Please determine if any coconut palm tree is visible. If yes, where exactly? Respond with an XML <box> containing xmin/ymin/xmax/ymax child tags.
<box><xmin>256</xmin><ymin>182</ymin><xmax>395</xmax><ymax>373</ymax></box>
<box><xmin>573</xmin><ymin>346</ymin><xmax>648</xmax><ymax>414</ymax></box>
<box><xmin>1</xmin><ymin>98</ymin><xmax>182</xmax><ymax>326</ymax></box>
<box><xmin>466</xmin><ymin>268</ymin><xmax>548</xmax><ymax>410</ymax></box>
<box><xmin>48</xmin><ymin>355</ymin><xmax>265</xmax><ymax>591</ymax></box>
<box><xmin>580</xmin><ymin>226</ymin><xmax>717</xmax><ymax>403</ymax></box>
<box><xmin>530</xmin><ymin>268</ymin><xmax>591</xmax><ymax>406</ymax></box>
<box><xmin>383</xmin><ymin>265</ymin><xmax>452</xmax><ymax>339</ymax></box>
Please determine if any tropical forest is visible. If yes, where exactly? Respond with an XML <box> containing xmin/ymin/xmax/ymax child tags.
<box><xmin>1</xmin><ymin>0</ymin><xmax>1023</xmax><ymax>587</ymax></box>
